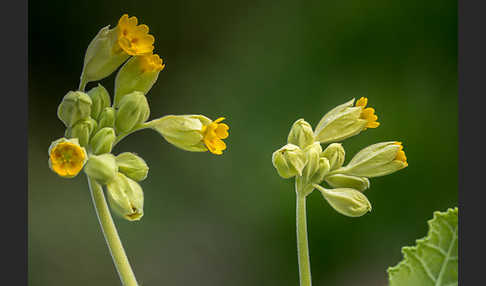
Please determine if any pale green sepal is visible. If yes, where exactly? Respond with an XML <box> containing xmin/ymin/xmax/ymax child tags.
<box><xmin>90</xmin><ymin>127</ymin><xmax>116</xmax><ymax>155</ymax></box>
<box><xmin>388</xmin><ymin>207</ymin><xmax>458</xmax><ymax>286</ymax></box>
<box><xmin>146</xmin><ymin>115</ymin><xmax>211</xmax><ymax>152</ymax></box>
<box><xmin>84</xmin><ymin>154</ymin><xmax>118</xmax><ymax>185</ymax></box>
<box><xmin>80</xmin><ymin>25</ymin><xmax>130</xmax><ymax>85</ymax></box>
<box><xmin>57</xmin><ymin>91</ymin><xmax>92</xmax><ymax>127</ymax></box>
<box><xmin>321</xmin><ymin>143</ymin><xmax>345</xmax><ymax>170</ymax></box>
<box><xmin>310</xmin><ymin>157</ymin><xmax>330</xmax><ymax>184</ymax></box>
<box><xmin>87</xmin><ymin>84</ymin><xmax>111</xmax><ymax>120</ymax></box>
<box><xmin>116</xmin><ymin>152</ymin><xmax>149</xmax><ymax>181</ymax></box>
<box><xmin>106</xmin><ymin>173</ymin><xmax>144</xmax><ymax>221</ymax></box>
<box><xmin>97</xmin><ymin>107</ymin><xmax>115</xmax><ymax>130</ymax></box>
<box><xmin>114</xmin><ymin>56</ymin><xmax>161</xmax><ymax>106</ymax></box>
<box><xmin>340</xmin><ymin>141</ymin><xmax>407</xmax><ymax>177</ymax></box>
<box><xmin>115</xmin><ymin>91</ymin><xmax>150</xmax><ymax>133</ymax></box>
<box><xmin>314</xmin><ymin>98</ymin><xmax>355</xmax><ymax>134</ymax></box>
<box><xmin>66</xmin><ymin>118</ymin><xmax>97</xmax><ymax>147</ymax></box>
<box><xmin>272</xmin><ymin>144</ymin><xmax>306</xmax><ymax>179</ymax></box>
<box><xmin>287</xmin><ymin>119</ymin><xmax>315</xmax><ymax>149</ymax></box>
<box><xmin>313</xmin><ymin>184</ymin><xmax>372</xmax><ymax>217</ymax></box>
<box><xmin>324</xmin><ymin>174</ymin><xmax>370</xmax><ymax>192</ymax></box>
<box><xmin>302</xmin><ymin>142</ymin><xmax>322</xmax><ymax>182</ymax></box>
<box><xmin>314</xmin><ymin>106</ymin><xmax>367</xmax><ymax>144</ymax></box>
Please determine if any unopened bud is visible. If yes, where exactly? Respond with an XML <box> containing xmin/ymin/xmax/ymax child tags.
<box><xmin>272</xmin><ymin>144</ymin><xmax>307</xmax><ymax>179</ymax></box>
<box><xmin>57</xmin><ymin>91</ymin><xmax>92</xmax><ymax>127</ymax></box>
<box><xmin>87</xmin><ymin>84</ymin><xmax>111</xmax><ymax>120</ymax></box>
<box><xmin>116</xmin><ymin>152</ymin><xmax>149</xmax><ymax>181</ymax></box>
<box><xmin>106</xmin><ymin>173</ymin><xmax>144</xmax><ymax>221</ymax></box>
<box><xmin>287</xmin><ymin>119</ymin><xmax>314</xmax><ymax>149</ymax></box>
<box><xmin>314</xmin><ymin>184</ymin><xmax>372</xmax><ymax>217</ymax></box>
<box><xmin>324</xmin><ymin>174</ymin><xmax>370</xmax><ymax>192</ymax></box>
<box><xmin>66</xmin><ymin>118</ymin><xmax>97</xmax><ymax>147</ymax></box>
<box><xmin>115</xmin><ymin>91</ymin><xmax>150</xmax><ymax>133</ymax></box>
<box><xmin>321</xmin><ymin>143</ymin><xmax>345</xmax><ymax>170</ymax></box>
<box><xmin>302</xmin><ymin>142</ymin><xmax>322</xmax><ymax>181</ymax></box>
<box><xmin>97</xmin><ymin>107</ymin><xmax>115</xmax><ymax>130</ymax></box>
<box><xmin>90</xmin><ymin>127</ymin><xmax>116</xmax><ymax>155</ymax></box>
<box><xmin>310</xmin><ymin>157</ymin><xmax>331</xmax><ymax>184</ymax></box>
<box><xmin>84</xmin><ymin>154</ymin><xmax>118</xmax><ymax>185</ymax></box>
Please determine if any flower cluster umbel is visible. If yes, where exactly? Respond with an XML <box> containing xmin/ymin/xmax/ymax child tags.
<box><xmin>48</xmin><ymin>14</ymin><xmax>230</xmax><ymax>221</ymax></box>
<box><xmin>272</xmin><ymin>97</ymin><xmax>407</xmax><ymax>217</ymax></box>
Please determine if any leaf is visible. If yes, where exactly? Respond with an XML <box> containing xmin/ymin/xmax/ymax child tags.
<box><xmin>388</xmin><ymin>207</ymin><xmax>458</xmax><ymax>286</ymax></box>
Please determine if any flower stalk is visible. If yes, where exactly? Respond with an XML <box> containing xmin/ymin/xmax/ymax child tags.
<box><xmin>87</xmin><ymin>175</ymin><xmax>139</xmax><ymax>286</ymax></box>
<box><xmin>296</xmin><ymin>182</ymin><xmax>312</xmax><ymax>286</ymax></box>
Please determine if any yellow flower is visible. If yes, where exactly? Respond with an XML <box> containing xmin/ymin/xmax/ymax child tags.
<box><xmin>116</xmin><ymin>14</ymin><xmax>155</xmax><ymax>56</ymax></box>
<box><xmin>139</xmin><ymin>53</ymin><xmax>165</xmax><ymax>72</ymax></box>
<box><xmin>394</xmin><ymin>142</ymin><xmax>408</xmax><ymax>166</ymax></box>
<box><xmin>49</xmin><ymin>139</ymin><xmax>87</xmax><ymax>178</ymax></box>
<box><xmin>355</xmin><ymin>97</ymin><xmax>380</xmax><ymax>128</ymax></box>
<box><xmin>201</xmin><ymin>117</ymin><xmax>229</xmax><ymax>155</ymax></box>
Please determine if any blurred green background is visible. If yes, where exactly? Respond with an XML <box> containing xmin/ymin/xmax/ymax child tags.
<box><xmin>28</xmin><ymin>0</ymin><xmax>457</xmax><ymax>285</ymax></box>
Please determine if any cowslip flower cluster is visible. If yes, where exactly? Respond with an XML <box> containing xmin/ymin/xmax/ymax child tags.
<box><xmin>49</xmin><ymin>14</ymin><xmax>230</xmax><ymax>220</ymax></box>
<box><xmin>48</xmin><ymin>14</ymin><xmax>230</xmax><ymax>286</ymax></box>
<box><xmin>272</xmin><ymin>97</ymin><xmax>407</xmax><ymax>286</ymax></box>
<box><xmin>273</xmin><ymin>97</ymin><xmax>407</xmax><ymax>217</ymax></box>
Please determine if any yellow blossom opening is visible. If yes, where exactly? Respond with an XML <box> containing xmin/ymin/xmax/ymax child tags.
<box><xmin>116</xmin><ymin>14</ymin><xmax>155</xmax><ymax>56</ymax></box>
<box><xmin>139</xmin><ymin>53</ymin><xmax>165</xmax><ymax>72</ymax></box>
<box><xmin>355</xmin><ymin>97</ymin><xmax>380</xmax><ymax>128</ymax></box>
<box><xmin>49</xmin><ymin>142</ymin><xmax>87</xmax><ymax>177</ymax></box>
<box><xmin>201</xmin><ymin>117</ymin><xmax>229</xmax><ymax>155</ymax></box>
<box><xmin>394</xmin><ymin>142</ymin><xmax>408</xmax><ymax>166</ymax></box>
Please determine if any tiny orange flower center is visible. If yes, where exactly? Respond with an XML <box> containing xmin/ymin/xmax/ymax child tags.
<box><xmin>355</xmin><ymin>97</ymin><xmax>380</xmax><ymax>128</ymax></box>
<box><xmin>201</xmin><ymin>117</ymin><xmax>229</xmax><ymax>155</ymax></box>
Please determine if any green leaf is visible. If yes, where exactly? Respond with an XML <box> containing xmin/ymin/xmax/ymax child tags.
<box><xmin>388</xmin><ymin>207</ymin><xmax>458</xmax><ymax>286</ymax></box>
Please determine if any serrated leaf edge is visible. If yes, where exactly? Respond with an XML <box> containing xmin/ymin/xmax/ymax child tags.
<box><xmin>387</xmin><ymin>207</ymin><xmax>458</xmax><ymax>286</ymax></box>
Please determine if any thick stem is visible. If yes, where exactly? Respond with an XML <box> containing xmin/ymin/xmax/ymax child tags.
<box><xmin>296</xmin><ymin>179</ymin><xmax>312</xmax><ymax>286</ymax></box>
<box><xmin>87</xmin><ymin>176</ymin><xmax>139</xmax><ymax>286</ymax></box>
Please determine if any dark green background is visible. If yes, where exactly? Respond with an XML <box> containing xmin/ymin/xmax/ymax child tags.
<box><xmin>28</xmin><ymin>1</ymin><xmax>457</xmax><ymax>285</ymax></box>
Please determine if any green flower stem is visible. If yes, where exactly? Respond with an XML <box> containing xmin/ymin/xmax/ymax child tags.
<box><xmin>113</xmin><ymin>124</ymin><xmax>150</xmax><ymax>147</ymax></box>
<box><xmin>296</xmin><ymin>178</ymin><xmax>312</xmax><ymax>286</ymax></box>
<box><xmin>79</xmin><ymin>73</ymin><xmax>88</xmax><ymax>92</ymax></box>
<box><xmin>87</xmin><ymin>175</ymin><xmax>139</xmax><ymax>286</ymax></box>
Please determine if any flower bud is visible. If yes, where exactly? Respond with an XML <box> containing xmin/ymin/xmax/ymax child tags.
<box><xmin>324</xmin><ymin>174</ymin><xmax>370</xmax><ymax>192</ymax></box>
<box><xmin>84</xmin><ymin>154</ymin><xmax>118</xmax><ymax>185</ymax></box>
<box><xmin>90</xmin><ymin>127</ymin><xmax>116</xmax><ymax>155</ymax></box>
<box><xmin>147</xmin><ymin>115</ymin><xmax>211</xmax><ymax>152</ymax></box>
<box><xmin>97</xmin><ymin>107</ymin><xmax>116</xmax><ymax>130</ymax></box>
<box><xmin>310</xmin><ymin>157</ymin><xmax>331</xmax><ymax>184</ymax></box>
<box><xmin>272</xmin><ymin>144</ymin><xmax>307</xmax><ymax>179</ymax></box>
<box><xmin>87</xmin><ymin>84</ymin><xmax>111</xmax><ymax>120</ymax></box>
<box><xmin>66</xmin><ymin>118</ymin><xmax>97</xmax><ymax>147</ymax></box>
<box><xmin>57</xmin><ymin>91</ymin><xmax>92</xmax><ymax>127</ymax></box>
<box><xmin>302</xmin><ymin>142</ymin><xmax>322</xmax><ymax>181</ymax></box>
<box><xmin>116</xmin><ymin>152</ymin><xmax>149</xmax><ymax>181</ymax></box>
<box><xmin>287</xmin><ymin>119</ymin><xmax>314</xmax><ymax>149</ymax></box>
<box><xmin>79</xmin><ymin>25</ymin><xmax>130</xmax><ymax>86</ymax></box>
<box><xmin>313</xmin><ymin>184</ymin><xmax>372</xmax><ymax>217</ymax></box>
<box><xmin>114</xmin><ymin>54</ymin><xmax>165</xmax><ymax>106</ymax></box>
<box><xmin>106</xmin><ymin>172</ymin><xmax>144</xmax><ymax>221</ymax></box>
<box><xmin>314</xmin><ymin>98</ymin><xmax>379</xmax><ymax>144</ymax></box>
<box><xmin>321</xmin><ymin>143</ymin><xmax>345</xmax><ymax>170</ymax></box>
<box><xmin>115</xmin><ymin>91</ymin><xmax>150</xmax><ymax>133</ymax></box>
<box><xmin>340</xmin><ymin>141</ymin><xmax>408</xmax><ymax>178</ymax></box>
<box><xmin>48</xmin><ymin>138</ymin><xmax>87</xmax><ymax>178</ymax></box>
